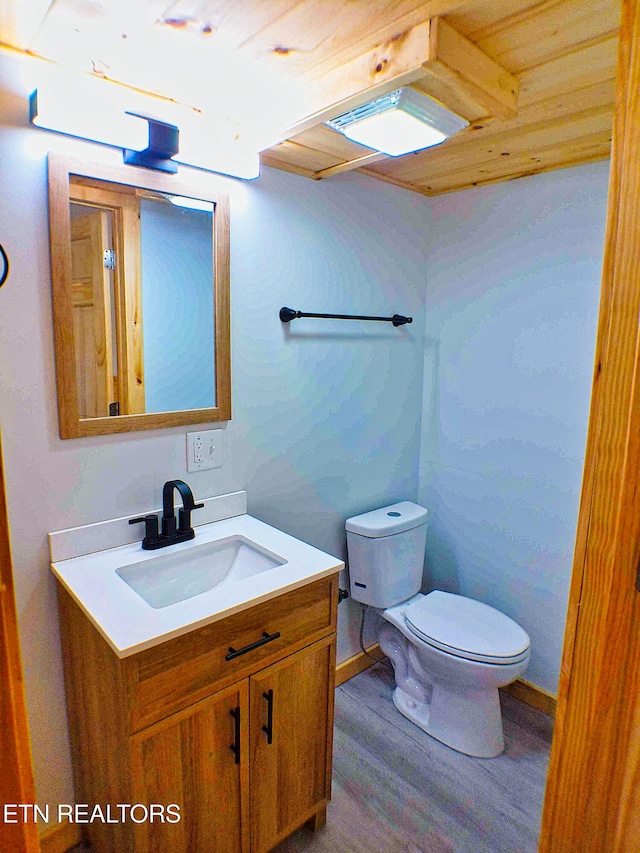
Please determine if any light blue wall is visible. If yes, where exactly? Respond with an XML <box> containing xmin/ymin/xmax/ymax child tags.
<box><xmin>418</xmin><ymin>162</ymin><xmax>609</xmax><ymax>693</ymax></box>
<box><xmin>140</xmin><ymin>199</ymin><xmax>215</xmax><ymax>412</ymax></box>
<box><xmin>228</xmin><ymin>168</ymin><xmax>430</xmax><ymax>659</ymax></box>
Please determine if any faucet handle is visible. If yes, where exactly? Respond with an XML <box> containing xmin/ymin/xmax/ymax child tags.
<box><xmin>129</xmin><ymin>514</ymin><xmax>161</xmax><ymax>549</ymax></box>
<box><xmin>178</xmin><ymin>501</ymin><xmax>204</xmax><ymax>534</ymax></box>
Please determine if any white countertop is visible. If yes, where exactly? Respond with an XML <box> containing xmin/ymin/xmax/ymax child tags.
<box><xmin>51</xmin><ymin>514</ymin><xmax>343</xmax><ymax>658</ymax></box>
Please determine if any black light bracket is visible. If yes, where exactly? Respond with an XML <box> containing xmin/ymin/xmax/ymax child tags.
<box><xmin>123</xmin><ymin>113</ymin><xmax>179</xmax><ymax>174</ymax></box>
<box><xmin>279</xmin><ymin>307</ymin><xmax>412</xmax><ymax>327</ymax></box>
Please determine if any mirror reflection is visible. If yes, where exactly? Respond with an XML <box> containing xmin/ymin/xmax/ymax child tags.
<box><xmin>69</xmin><ymin>177</ymin><xmax>215</xmax><ymax>419</ymax></box>
<box><xmin>48</xmin><ymin>154</ymin><xmax>231</xmax><ymax>439</ymax></box>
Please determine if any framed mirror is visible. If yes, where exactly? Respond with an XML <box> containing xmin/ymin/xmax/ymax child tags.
<box><xmin>47</xmin><ymin>154</ymin><xmax>231</xmax><ymax>438</ymax></box>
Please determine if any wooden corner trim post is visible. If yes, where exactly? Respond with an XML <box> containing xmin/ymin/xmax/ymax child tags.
<box><xmin>0</xmin><ymin>431</ymin><xmax>40</xmax><ymax>853</ymax></box>
<box><xmin>539</xmin><ymin>0</ymin><xmax>640</xmax><ymax>850</ymax></box>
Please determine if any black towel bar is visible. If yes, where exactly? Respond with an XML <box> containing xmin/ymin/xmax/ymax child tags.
<box><xmin>279</xmin><ymin>307</ymin><xmax>412</xmax><ymax>326</ymax></box>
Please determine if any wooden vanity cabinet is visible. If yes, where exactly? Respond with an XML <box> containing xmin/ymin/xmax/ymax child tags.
<box><xmin>57</xmin><ymin>573</ymin><xmax>338</xmax><ymax>853</ymax></box>
<box><xmin>249</xmin><ymin>638</ymin><xmax>335</xmax><ymax>852</ymax></box>
<box><xmin>131</xmin><ymin>680</ymin><xmax>249</xmax><ymax>853</ymax></box>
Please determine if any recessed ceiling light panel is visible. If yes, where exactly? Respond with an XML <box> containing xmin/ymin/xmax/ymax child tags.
<box><xmin>327</xmin><ymin>88</ymin><xmax>468</xmax><ymax>156</ymax></box>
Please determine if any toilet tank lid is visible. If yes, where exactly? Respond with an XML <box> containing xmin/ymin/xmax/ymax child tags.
<box><xmin>345</xmin><ymin>502</ymin><xmax>428</xmax><ymax>537</ymax></box>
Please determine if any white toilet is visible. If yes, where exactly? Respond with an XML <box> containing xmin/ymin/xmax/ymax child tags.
<box><xmin>346</xmin><ymin>501</ymin><xmax>531</xmax><ymax>758</ymax></box>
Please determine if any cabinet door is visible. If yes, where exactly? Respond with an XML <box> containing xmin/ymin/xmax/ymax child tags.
<box><xmin>249</xmin><ymin>635</ymin><xmax>336</xmax><ymax>853</ymax></box>
<box><xmin>131</xmin><ymin>681</ymin><xmax>249</xmax><ymax>853</ymax></box>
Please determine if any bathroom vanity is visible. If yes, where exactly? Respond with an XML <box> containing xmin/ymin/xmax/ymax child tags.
<box><xmin>51</xmin><ymin>498</ymin><xmax>342</xmax><ymax>853</ymax></box>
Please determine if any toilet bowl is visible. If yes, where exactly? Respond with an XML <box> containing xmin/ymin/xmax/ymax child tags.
<box><xmin>346</xmin><ymin>501</ymin><xmax>531</xmax><ymax>758</ymax></box>
<box><xmin>380</xmin><ymin>592</ymin><xmax>530</xmax><ymax>757</ymax></box>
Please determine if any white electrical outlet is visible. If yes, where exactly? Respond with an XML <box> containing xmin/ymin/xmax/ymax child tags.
<box><xmin>186</xmin><ymin>429</ymin><xmax>223</xmax><ymax>472</ymax></box>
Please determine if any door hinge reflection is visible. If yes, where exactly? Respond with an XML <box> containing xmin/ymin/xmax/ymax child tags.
<box><xmin>103</xmin><ymin>248</ymin><xmax>116</xmax><ymax>270</ymax></box>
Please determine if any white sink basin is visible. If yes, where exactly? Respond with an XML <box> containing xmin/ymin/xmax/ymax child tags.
<box><xmin>50</xmin><ymin>511</ymin><xmax>343</xmax><ymax>657</ymax></box>
<box><xmin>116</xmin><ymin>535</ymin><xmax>286</xmax><ymax>609</ymax></box>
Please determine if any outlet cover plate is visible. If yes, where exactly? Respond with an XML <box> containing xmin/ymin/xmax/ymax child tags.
<box><xmin>186</xmin><ymin>429</ymin><xmax>223</xmax><ymax>472</ymax></box>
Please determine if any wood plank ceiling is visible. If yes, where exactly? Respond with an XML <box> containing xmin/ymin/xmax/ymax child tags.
<box><xmin>0</xmin><ymin>0</ymin><xmax>621</xmax><ymax>197</ymax></box>
<box><xmin>263</xmin><ymin>0</ymin><xmax>620</xmax><ymax>195</ymax></box>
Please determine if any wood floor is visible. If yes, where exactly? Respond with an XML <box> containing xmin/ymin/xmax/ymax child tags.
<box><xmin>72</xmin><ymin>662</ymin><xmax>552</xmax><ymax>853</ymax></box>
<box><xmin>275</xmin><ymin>663</ymin><xmax>553</xmax><ymax>853</ymax></box>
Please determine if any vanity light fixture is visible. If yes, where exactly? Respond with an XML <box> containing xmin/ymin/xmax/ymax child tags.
<box><xmin>29</xmin><ymin>86</ymin><xmax>148</xmax><ymax>152</ymax></box>
<box><xmin>31</xmin><ymin>88</ymin><xmax>179</xmax><ymax>173</ymax></box>
<box><xmin>29</xmin><ymin>77</ymin><xmax>260</xmax><ymax>180</ymax></box>
<box><xmin>326</xmin><ymin>88</ymin><xmax>468</xmax><ymax>156</ymax></box>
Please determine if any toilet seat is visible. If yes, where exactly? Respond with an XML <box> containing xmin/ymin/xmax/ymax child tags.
<box><xmin>404</xmin><ymin>591</ymin><xmax>530</xmax><ymax>665</ymax></box>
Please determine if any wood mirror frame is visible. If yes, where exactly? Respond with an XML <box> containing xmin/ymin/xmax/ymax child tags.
<box><xmin>47</xmin><ymin>153</ymin><xmax>231</xmax><ymax>439</ymax></box>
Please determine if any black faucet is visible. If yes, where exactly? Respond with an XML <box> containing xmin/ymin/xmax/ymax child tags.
<box><xmin>129</xmin><ymin>480</ymin><xmax>204</xmax><ymax>550</ymax></box>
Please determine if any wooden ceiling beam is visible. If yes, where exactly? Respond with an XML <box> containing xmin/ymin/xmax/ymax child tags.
<box><xmin>295</xmin><ymin>0</ymin><xmax>491</xmax><ymax>79</ymax></box>
<box><xmin>312</xmin><ymin>152</ymin><xmax>388</xmax><ymax>181</ymax></box>
<box><xmin>282</xmin><ymin>18</ymin><xmax>435</xmax><ymax>139</ymax></box>
<box><xmin>425</xmin><ymin>17</ymin><xmax>518</xmax><ymax>120</ymax></box>
<box><xmin>282</xmin><ymin>16</ymin><xmax>518</xmax><ymax>139</ymax></box>
<box><xmin>287</xmin><ymin>16</ymin><xmax>518</xmax><ymax>181</ymax></box>
<box><xmin>261</xmin><ymin>140</ymin><xmax>341</xmax><ymax>176</ymax></box>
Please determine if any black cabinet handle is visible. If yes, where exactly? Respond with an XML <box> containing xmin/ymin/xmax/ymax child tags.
<box><xmin>225</xmin><ymin>630</ymin><xmax>281</xmax><ymax>662</ymax></box>
<box><xmin>229</xmin><ymin>707</ymin><xmax>241</xmax><ymax>764</ymax></box>
<box><xmin>262</xmin><ymin>689</ymin><xmax>274</xmax><ymax>745</ymax></box>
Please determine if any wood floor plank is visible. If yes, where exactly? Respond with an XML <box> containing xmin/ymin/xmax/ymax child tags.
<box><xmin>275</xmin><ymin>664</ymin><xmax>553</xmax><ymax>853</ymax></box>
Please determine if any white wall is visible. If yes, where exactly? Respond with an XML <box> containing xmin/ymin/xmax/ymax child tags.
<box><xmin>0</xmin><ymin>52</ymin><xmax>430</xmax><ymax>812</ymax></box>
<box><xmin>418</xmin><ymin>162</ymin><xmax>609</xmax><ymax>694</ymax></box>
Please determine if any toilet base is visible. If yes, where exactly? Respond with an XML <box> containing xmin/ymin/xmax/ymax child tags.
<box><xmin>379</xmin><ymin>620</ymin><xmax>510</xmax><ymax>758</ymax></box>
<box><xmin>392</xmin><ymin>683</ymin><xmax>504</xmax><ymax>758</ymax></box>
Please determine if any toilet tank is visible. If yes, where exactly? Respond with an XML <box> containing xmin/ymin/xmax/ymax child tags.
<box><xmin>345</xmin><ymin>502</ymin><xmax>428</xmax><ymax>608</ymax></box>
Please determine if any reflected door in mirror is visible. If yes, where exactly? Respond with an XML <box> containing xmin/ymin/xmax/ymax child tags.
<box><xmin>69</xmin><ymin>183</ymin><xmax>216</xmax><ymax>417</ymax></box>
<box><xmin>70</xmin><ymin>206</ymin><xmax>116</xmax><ymax>418</ymax></box>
